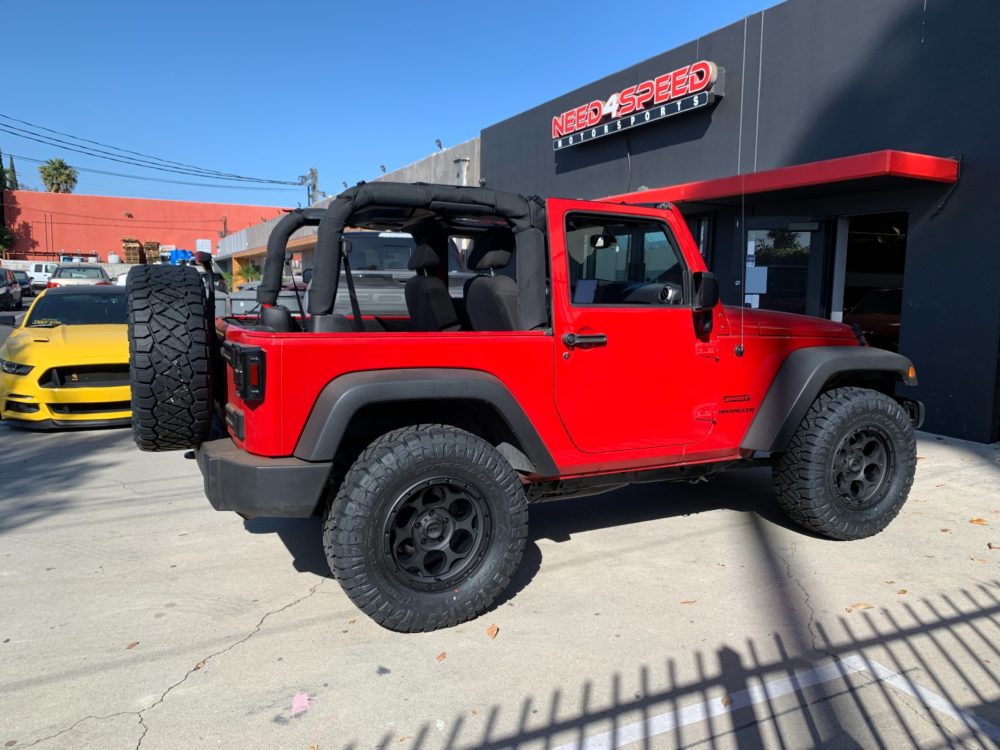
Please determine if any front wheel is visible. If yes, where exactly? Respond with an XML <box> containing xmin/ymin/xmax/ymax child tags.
<box><xmin>773</xmin><ymin>387</ymin><xmax>916</xmax><ymax>540</ymax></box>
<box><xmin>324</xmin><ymin>425</ymin><xmax>528</xmax><ymax>632</ymax></box>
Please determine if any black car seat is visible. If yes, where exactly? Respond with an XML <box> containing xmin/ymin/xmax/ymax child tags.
<box><xmin>404</xmin><ymin>243</ymin><xmax>461</xmax><ymax>331</ymax></box>
<box><xmin>464</xmin><ymin>238</ymin><xmax>518</xmax><ymax>330</ymax></box>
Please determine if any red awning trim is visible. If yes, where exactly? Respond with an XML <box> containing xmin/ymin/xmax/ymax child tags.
<box><xmin>605</xmin><ymin>150</ymin><xmax>959</xmax><ymax>204</ymax></box>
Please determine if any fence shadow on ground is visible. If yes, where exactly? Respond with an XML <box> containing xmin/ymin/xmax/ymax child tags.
<box><xmin>349</xmin><ymin>579</ymin><xmax>1000</xmax><ymax>750</ymax></box>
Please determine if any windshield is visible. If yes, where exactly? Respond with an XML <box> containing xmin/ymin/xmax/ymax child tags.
<box><xmin>53</xmin><ymin>267</ymin><xmax>106</xmax><ymax>279</ymax></box>
<box><xmin>26</xmin><ymin>292</ymin><xmax>127</xmax><ymax>327</ymax></box>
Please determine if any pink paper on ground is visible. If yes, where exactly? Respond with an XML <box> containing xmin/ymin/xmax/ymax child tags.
<box><xmin>291</xmin><ymin>692</ymin><xmax>311</xmax><ymax>714</ymax></box>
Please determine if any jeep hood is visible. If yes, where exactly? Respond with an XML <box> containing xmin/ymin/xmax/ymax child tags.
<box><xmin>722</xmin><ymin>306</ymin><xmax>856</xmax><ymax>339</ymax></box>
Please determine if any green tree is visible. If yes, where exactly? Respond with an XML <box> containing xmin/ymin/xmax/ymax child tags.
<box><xmin>38</xmin><ymin>158</ymin><xmax>78</xmax><ymax>193</ymax></box>
<box><xmin>240</xmin><ymin>263</ymin><xmax>262</xmax><ymax>285</ymax></box>
<box><xmin>0</xmin><ymin>226</ymin><xmax>14</xmax><ymax>257</ymax></box>
<box><xmin>6</xmin><ymin>155</ymin><xmax>18</xmax><ymax>190</ymax></box>
<box><xmin>0</xmin><ymin>148</ymin><xmax>7</xmax><ymax>191</ymax></box>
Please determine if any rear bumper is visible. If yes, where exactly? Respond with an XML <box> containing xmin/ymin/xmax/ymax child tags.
<box><xmin>195</xmin><ymin>438</ymin><xmax>331</xmax><ymax>518</ymax></box>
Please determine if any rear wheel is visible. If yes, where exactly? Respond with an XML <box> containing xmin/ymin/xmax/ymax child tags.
<box><xmin>127</xmin><ymin>265</ymin><xmax>213</xmax><ymax>451</ymax></box>
<box><xmin>773</xmin><ymin>387</ymin><xmax>916</xmax><ymax>540</ymax></box>
<box><xmin>324</xmin><ymin>425</ymin><xmax>528</xmax><ymax>632</ymax></box>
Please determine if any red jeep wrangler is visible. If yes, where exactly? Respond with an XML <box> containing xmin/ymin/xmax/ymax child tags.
<box><xmin>127</xmin><ymin>183</ymin><xmax>922</xmax><ymax>632</ymax></box>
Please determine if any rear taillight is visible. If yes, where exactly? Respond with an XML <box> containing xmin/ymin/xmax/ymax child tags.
<box><xmin>95</xmin><ymin>281</ymin><xmax>112</xmax><ymax>286</ymax></box>
<box><xmin>223</xmin><ymin>343</ymin><xmax>266</xmax><ymax>404</ymax></box>
<box><xmin>46</xmin><ymin>280</ymin><xmax>58</xmax><ymax>288</ymax></box>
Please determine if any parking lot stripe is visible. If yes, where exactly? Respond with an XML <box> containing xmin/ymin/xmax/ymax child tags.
<box><xmin>552</xmin><ymin>656</ymin><xmax>1000</xmax><ymax>750</ymax></box>
<box><xmin>839</xmin><ymin>655</ymin><xmax>1000</xmax><ymax>744</ymax></box>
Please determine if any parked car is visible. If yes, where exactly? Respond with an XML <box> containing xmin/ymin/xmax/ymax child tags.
<box><xmin>26</xmin><ymin>262</ymin><xmax>58</xmax><ymax>290</ymax></box>
<box><xmin>1</xmin><ymin>269</ymin><xmax>22</xmax><ymax>310</ymax></box>
<box><xmin>11</xmin><ymin>270</ymin><xmax>33</xmax><ymax>300</ymax></box>
<box><xmin>0</xmin><ymin>287</ymin><xmax>130</xmax><ymax>428</ymax></box>
<box><xmin>47</xmin><ymin>264</ymin><xmax>113</xmax><ymax>288</ymax></box>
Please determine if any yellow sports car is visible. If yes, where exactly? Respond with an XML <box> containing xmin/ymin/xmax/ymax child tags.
<box><xmin>0</xmin><ymin>286</ymin><xmax>131</xmax><ymax>428</ymax></box>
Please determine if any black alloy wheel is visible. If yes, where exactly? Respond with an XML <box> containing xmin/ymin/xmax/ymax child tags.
<box><xmin>774</xmin><ymin>386</ymin><xmax>916</xmax><ymax>540</ymax></box>
<box><xmin>832</xmin><ymin>426</ymin><xmax>895</xmax><ymax>510</ymax></box>
<box><xmin>324</xmin><ymin>424</ymin><xmax>528</xmax><ymax>632</ymax></box>
<box><xmin>382</xmin><ymin>477</ymin><xmax>493</xmax><ymax>591</ymax></box>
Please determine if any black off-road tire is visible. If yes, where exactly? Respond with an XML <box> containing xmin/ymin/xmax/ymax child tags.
<box><xmin>324</xmin><ymin>424</ymin><xmax>528</xmax><ymax>632</ymax></box>
<box><xmin>774</xmin><ymin>387</ymin><xmax>916</xmax><ymax>540</ymax></box>
<box><xmin>127</xmin><ymin>265</ymin><xmax>213</xmax><ymax>451</ymax></box>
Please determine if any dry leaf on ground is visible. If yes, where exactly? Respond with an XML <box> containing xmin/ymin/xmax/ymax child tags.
<box><xmin>435</xmin><ymin>651</ymin><xmax>447</xmax><ymax>663</ymax></box>
<box><xmin>897</xmin><ymin>589</ymin><xmax>908</xmax><ymax>595</ymax></box>
<box><xmin>940</xmin><ymin>528</ymin><xmax>950</xmax><ymax>533</ymax></box>
<box><xmin>721</xmin><ymin>695</ymin><xmax>732</xmax><ymax>707</ymax></box>
<box><xmin>193</xmin><ymin>659</ymin><xmax>206</xmax><ymax>671</ymax></box>
<box><xmin>916</xmin><ymin>456</ymin><xmax>926</xmax><ymax>462</ymax></box>
<box><xmin>126</xmin><ymin>641</ymin><xmax>139</xmax><ymax>650</ymax></box>
<box><xmin>850</xmin><ymin>603</ymin><xmax>874</xmax><ymax>610</ymax></box>
<box><xmin>988</xmin><ymin>542</ymin><xmax>1000</xmax><ymax>550</ymax></box>
<box><xmin>970</xmin><ymin>518</ymin><xmax>989</xmax><ymax>526</ymax></box>
<box><xmin>486</xmin><ymin>624</ymin><xmax>499</xmax><ymax>640</ymax></box>
<box><xmin>680</xmin><ymin>599</ymin><xmax>697</xmax><ymax>605</ymax></box>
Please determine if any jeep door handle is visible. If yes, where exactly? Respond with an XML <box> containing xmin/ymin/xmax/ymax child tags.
<box><xmin>563</xmin><ymin>332</ymin><xmax>608</xmax><ymax>349</ymax></box>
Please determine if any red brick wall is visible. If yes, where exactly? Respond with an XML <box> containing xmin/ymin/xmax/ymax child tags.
<box><xmin>2</xmin><ymin>190</ymin><xmax>286</xmax><ymax>261</ymax></box>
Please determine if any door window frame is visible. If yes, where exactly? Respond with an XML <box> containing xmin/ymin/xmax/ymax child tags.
<box><xmin>564</xmin><ymin>211</ymin><xmax>692</xmax><ymax>308</ymax></box>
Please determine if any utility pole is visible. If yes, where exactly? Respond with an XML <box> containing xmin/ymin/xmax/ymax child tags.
<box><xmin>299</xmin><ymin>167</ymin><xmax>321</xmax><ymax>205</ymax></box>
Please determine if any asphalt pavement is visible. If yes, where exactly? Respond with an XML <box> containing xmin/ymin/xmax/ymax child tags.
<box><xmin>1</xmin><ymin>423</ymin><xmax>999</xmax><ymax>749</ymax></box>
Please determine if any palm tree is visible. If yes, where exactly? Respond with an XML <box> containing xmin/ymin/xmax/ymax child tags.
<box><xmin>38</xmin><ymin>158</ymin><xmax>78</xmax><ymax>193</ymax></box>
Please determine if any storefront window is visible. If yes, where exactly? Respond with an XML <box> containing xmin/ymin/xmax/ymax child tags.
<box><xmin>745</xmin><ymin>228</ymin><xmax>815</xmax><ymax>315</ymax></box>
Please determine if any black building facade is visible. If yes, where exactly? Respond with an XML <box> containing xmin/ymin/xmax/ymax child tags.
<box><xmin>480</xmin><ymin>0</ymin><xmax>1000</xmax><ymax>444</ymax></box>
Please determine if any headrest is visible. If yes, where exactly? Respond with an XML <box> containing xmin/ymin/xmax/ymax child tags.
<box><xmin>467</xmin><ymin>237</ymin><xmax>513</xmax><ymax>271</ymax></box>
<box><xmin>408</xmin><ymin>243</ymin><xmax>440</xmax><ymax>271</ymax></box>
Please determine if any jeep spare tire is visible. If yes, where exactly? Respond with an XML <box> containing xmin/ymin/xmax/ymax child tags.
<box><xmin>127</xmin><ymin>265</ymin><xmax>213</xmax><ymax>451</ymax></box>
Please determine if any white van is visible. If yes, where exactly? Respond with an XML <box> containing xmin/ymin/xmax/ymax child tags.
<box><xmin>27</xmin><ymin>262</ymin><xmax>58</xmax><ymax>290</ymax></box>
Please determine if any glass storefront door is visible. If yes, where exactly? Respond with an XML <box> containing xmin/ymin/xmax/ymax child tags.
<box><xmin>744</xmin><ymin>219</ymin><xmax>827</xmax><ymax>317</ymax></box>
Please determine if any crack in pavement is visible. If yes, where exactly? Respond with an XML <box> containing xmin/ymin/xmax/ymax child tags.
<box><xmin>780</xmin><ymin>544</ymin><xmax>977</xmax><ymax>747</ymax></box>
<box><xmin>781</xmin><ymin>541</ymin><xmax>826</xmax><ymax>657</ymax></box>
<box><xmin>16</xmin><ymin>713</ymin><xmax>140</xmax><ymax>749</ymax></box>
<box><xmin>134</xmin><ymin>578</ymin><xmax>328</xmax><ymax>749</ymax></box>
<box><xmin>15</xmin><ymin>579</ymin><xmax>327</xmax><ymax>750</ymax></box>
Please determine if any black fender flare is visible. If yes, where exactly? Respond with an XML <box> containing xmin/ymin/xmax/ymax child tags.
<box><xmin>293</xmin><ymin>368</ymin><xmax>559</xmax><ymax>476</ymax></box>
<box><xmin>741</xmin><ymin>346</ymin><xmax>917</xmax><ymax>453</ymax></box>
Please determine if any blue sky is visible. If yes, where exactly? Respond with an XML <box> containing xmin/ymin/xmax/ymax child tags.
<box><xmin>6</xmin><ymin>0</ymin><xmax>775</xmax><ymax>206</ymax></box>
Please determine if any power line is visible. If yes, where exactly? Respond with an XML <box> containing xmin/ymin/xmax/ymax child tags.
<box><xmin>0</xmin><ymin>124</ymin><xmax>298</xmax><ymax>185</ymax></box>
<box><xmin>4</xmin><ymin>152</ymin><xmax>300</xmax><ymax>191</ymax></box>
<box><xmin>0</xmin><ymin>120</ymin><xmax>300</xmax><ymax>185</ymax></box>
<box><xmin>0</xmin><ymin>112</ymin><xmax>281</xmax><ymax>181</ymax></box>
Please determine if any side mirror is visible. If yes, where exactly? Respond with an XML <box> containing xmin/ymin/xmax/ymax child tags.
<box><xmin>0</xmin><ymin>314</ymin><xmax>17</xmax><ymax>326</ymax></box>
<box><xmin>692</xmin><ymin>271</ymin><xmax>719</xmax><ymax>311</ymax></box>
